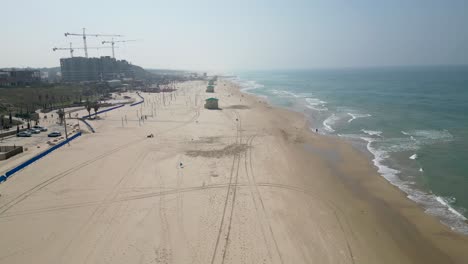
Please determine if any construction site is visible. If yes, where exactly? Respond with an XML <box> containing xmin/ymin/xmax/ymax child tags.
<box><xmin>52</xmin><ymin>28</ymin><xmax>148</xmax><ymax>83</ymax></box>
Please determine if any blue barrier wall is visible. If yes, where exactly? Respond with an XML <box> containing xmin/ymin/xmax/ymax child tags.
<box><xmin>82</xmin><ymin>104</ymin><xmax>125</xmax><ymax>119</ymax></box>
<box><xmin>80</xmin><ymin>119</ymin><xmax>95</xmax><ymax>133</ymax></box>
<box><xmin>130</xmin><ymin>93</ymin><xmax>144</xmax><ymax>107</ymax></box>
<box><xmin>0</xmin><ymin>132</ymin><xmax>82</xmax><ymax>183</ymax></box>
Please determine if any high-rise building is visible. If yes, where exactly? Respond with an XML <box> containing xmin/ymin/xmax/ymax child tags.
<box><xmin>60</xmin><ymin>56</ymin><xmax>135</xmax><ymax>83</ymax></box>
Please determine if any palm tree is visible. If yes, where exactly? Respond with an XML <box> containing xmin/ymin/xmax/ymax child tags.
<box><xmin>86</xmin><ymin>102</ymin><xmax>92</xmax><ymax>118</ymax></box>
<box><xmin>93</xmin><ymin>103</ymin><xmax>100</xmax><ymax>118</ymax></box>
<box><xmin>57</xmin><ymin>109</ymin><xmax>65</xmax><ymax>125</ymax></box>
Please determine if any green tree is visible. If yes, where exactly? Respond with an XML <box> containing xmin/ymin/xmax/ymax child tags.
<box><xmin>93</xmin><ymin>103</ymin><xmax>100</xmax><ymax>117</ymax></box>
<box><xmin>57</xmin><ymin>109</ymin><xmax>65</xmax><ymax>125</ymax></box>
<box><xmin>86</xmin><ymin>102</ymin><xmax>92</xmax><ymax>117</ymax></box>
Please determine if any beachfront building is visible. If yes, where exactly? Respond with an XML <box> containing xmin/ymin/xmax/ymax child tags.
<box><xmin>0</xmin><ymin>69</ymin><xmax>41</xmax><ymax>87</ymax></box>
<box><xmin>204</xmin><ymin>98</ymin><xmax>219</xmax><ymax>109</ymax></box>
<box><xmin>206</xmin><ymin>85</ymin><xmax>214</xmax><ymax>93</ymax></box>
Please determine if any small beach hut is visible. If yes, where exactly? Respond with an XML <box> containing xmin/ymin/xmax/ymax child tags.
<box><xmin>204</xmin><ymin>98</ymin><xmax>219</xmax><ymax>109</ymax></box>
<box><xmin>206</xmin><ymin>85</ymin><xmax>215</xmax><ymax>93</ymax></box>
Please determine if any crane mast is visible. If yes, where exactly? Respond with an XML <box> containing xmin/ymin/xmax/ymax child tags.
<box><xmin>82</xmin><ymin>28</ymin><xmax>87</xmax><ymax>58</ymax></box>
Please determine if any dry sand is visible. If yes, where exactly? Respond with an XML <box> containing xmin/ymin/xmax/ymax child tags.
<box><xmin>0</xmin><ymin>80</ymin><xmax>467</xmax><ymax>264</ymax></box>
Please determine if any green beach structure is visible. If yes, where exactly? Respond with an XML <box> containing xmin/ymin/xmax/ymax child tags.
<box><xmin>204</xmin><ymin>98</ymin><xmax>219</xmax><ymax>109</ymax></box>
<box><xmin>206</xmin><ymin>85</ymin><xmax>215</xmax><ymax>93</ymax></box>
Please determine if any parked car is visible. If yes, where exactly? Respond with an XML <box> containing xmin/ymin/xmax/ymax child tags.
<box><xmin>48</xmin><ymin>131</ymin><xmax>62</xmax><ymax>137</ymax></box>
<box><xmin>33</xmin><ymin>125</ymin><xmax>48</xmax><ymax>132</ymax></box>
<box><xmin>28</xmin><ymin>128</ymin><xmax>41</xmax><ymax>134</ymax></box>
<box><xmin>17</xmin><ymin>131</ymin><xmax>32</xmax><ymax>137</ymax></box>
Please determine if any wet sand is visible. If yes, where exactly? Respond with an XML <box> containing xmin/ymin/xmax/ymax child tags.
<box><xmin>0</xmin><ymin>80</ymin><xmax>467</xmax><ymax>263</ymax></box>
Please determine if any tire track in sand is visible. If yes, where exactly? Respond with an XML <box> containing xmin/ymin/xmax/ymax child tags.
<box><xmin>211</xmin><ymin>110</ymin><xmax>242</xmax><ymax>264</ymax></box>
<box><xmin>243</xmin><ymin>135</ymin><xmax>284</xmax><ymax>264</ymax></box>
<box><xmin>0</xmin><ymin>138</ymin><xmax>146</xmax><ymax>215</ymax></box>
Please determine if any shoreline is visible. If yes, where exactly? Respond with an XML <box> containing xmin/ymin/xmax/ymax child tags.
<box><xmin>231</xmin><ymin>77</ymin><xmax>468</xmax><ymax>235</ymax></box>
<box><xmin>224</xmin><ymin>79</ymin><xmax>468</xmax><ymax>262</ymax></box>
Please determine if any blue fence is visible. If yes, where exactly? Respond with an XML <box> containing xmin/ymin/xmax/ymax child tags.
<box><xmin>0</xmin><ymin>132</ymin><xmax>82</xmax><ymax>183</ymax></box>
<box><xmin>79</xmin><ymin>119</ymin><xmax>95</xmax><ymax>133</ymax></box>
<box><xmin>130</xmin><ymin>93</ymin><xmax>144</xmax><ymax>107</ymax></box>
<box><xmin>82</xmin><ymin>104</ymin><xmax>125</xmax><ymax>119</ymax></box>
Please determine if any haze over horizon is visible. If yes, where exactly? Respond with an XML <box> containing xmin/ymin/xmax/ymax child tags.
<box><xmin>2</xmin><ymin>0</ymin><xmax>467</xmax><ymax>71</ymax></box>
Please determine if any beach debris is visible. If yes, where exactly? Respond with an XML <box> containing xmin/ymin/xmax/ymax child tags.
<box><xmin>147</xmin><ymin>133</ymin><xmax>154</xmax><ymax>138</ymax></box>
<box><xmin>186</xmin><ymin>143</ymin><xmax>249</xmax><ymax>158</ymax></box>
<box><xmin>225</xmin><ymin>105</ymin><xmax>249</xmax><ymax>110</ymax></box>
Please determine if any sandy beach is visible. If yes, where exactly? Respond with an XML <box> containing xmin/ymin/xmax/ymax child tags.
<box><xmin>0</xmin><ymin>79</ymin><xmax>467</xmax><ymax>264</ymax></box>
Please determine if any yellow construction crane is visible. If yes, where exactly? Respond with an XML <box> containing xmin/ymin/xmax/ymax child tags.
<box><xmin>53</xmin><ymin>42</ymin><xmax>114</xmax><ymax>58</ymax></box>
<box><xmin>102</xmin><ymin>39</ymin><xmax>137</xmax><ymax>59</ymax></box>
<box><xmin>64</xmin><ymin>28</ymin><xmax>122</xmax><ymax>58</ymax></box>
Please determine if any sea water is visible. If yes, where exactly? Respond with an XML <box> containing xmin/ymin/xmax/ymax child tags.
<box><xmin>233</xmin><ymin>66</ymin><xmax>468</xmax><ymax>234</ymax></box>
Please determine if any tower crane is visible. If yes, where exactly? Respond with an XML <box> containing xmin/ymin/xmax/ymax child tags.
<box><xmin>102</xmin><ymin>39</ymin><xmax>137</xmax><ymax>59</ymax></box>
<box><xmin>64</xmin><ymin>28</ymin><xmax>122</xmax><ymax>58</ymax></box>
<box><xmin>53</xmin><ymin>43</ymin><xmax>75</xmax><ymax>57</ymax></box>
<box><xmin>53</xmin><ymin>43</ymin><xmax>114</xmax><ymax>58</ymax></box>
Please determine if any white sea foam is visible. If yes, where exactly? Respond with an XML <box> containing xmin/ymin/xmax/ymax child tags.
<box><xmin>436</xmin><ymin>197</ymin><xmax>467</xmax><ymax>220</ymax></box>
<box><xmin>361</xmin><ymin>129</ymin><xmax>383</xmax><ymax>137</ymax></box>
<box><xmin>379</xmin><ymin>137</ymin><xmax>420</xmax><ymax>152</ymax></box>
<box><xmin>347</xmin><ymin>113</ymin><xmax>371</xmax><ymax>123</ymax></box>
<box><xmin>360</xmin><ymin>137</ymin><xmax>401</xmax><ymax>182</ymax></box>
<box><xmin>323</xmin><ymin>114</ymin><xmax>339</xmax><ymax>132</ymax></box>
<box><xmin>419</xmin><ymin>168</ymin><xmax>424</xmax><ymax>172</ymax></box>
<box><xmin>409</xmin><ymin>154</ymin><xmax>418</xmax><ymax>160</ymax></box>
<box><xmin>305</xmin><ymin>98</ymin><xmax>328</xmax><ymax>111</ymax></box>
<box><xmin>360</xmin><ymin>135</ymin><xmax>468</xmax><ymax>235</ymax></box>
<box><xmin>239</xmin><ymin>80</ymin><xmax>264</xmax><ymax>93</ymax></box>
<box><xmin>401</xmin><ymin>130</ymin><xmax>453</xmax><ymax>141</ymax></box>
<box><xmin>270</xmin><ymin>89</ymin><xmax>299</xmax><ymax>98</ymax></box>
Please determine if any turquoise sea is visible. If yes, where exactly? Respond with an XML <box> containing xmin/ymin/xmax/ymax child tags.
<box><xmin>233</xmin><ymin>66</ymin><xmax>468</xmax><ymax>234</ymax></box>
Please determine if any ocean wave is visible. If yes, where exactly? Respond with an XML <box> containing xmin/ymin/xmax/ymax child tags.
<box><xmin>401</xmin><ymin>129</ymin><xmax>453</xmax><ymax>141</ymax></box>
<box><xmin>270</xmin><ymin>89</ymin><xmax>299</xmax><ymax>98</ymax></box>
<box><xmin>378</xmin><ymin>137</ymin><xmax>420</xmax><ymax>152</ymax></box>
<box><xmin>239</xmin><ymin>80</ymin><xmax>264</xmax><ymax>92</ymax></box>
<box><xmin>406</xmin><ymin>190</ymin><xmax>468</xmax><ymax>234</ymax></box>
<box><xmin>361</xmin><ymin>129</ymin><xmax>383</xmax><ymax>137</ymax></box>
<box><xmin>305</xmin><ymin>98</ymin><xmax>328</xmax><ymax>111</ymax></box>
<box><xmin>347</xmin><ymin>113</ymin><xmax>371</xmax><ymax>123</ymax></box>
<box><xmin>361</xmin><ymin>136</ymin><xmax>468</xmax><ymax>234</ymax></box>
<box><xmin>323</xmin><ymin>114</ymin><xmax>339</xmax><ymax>132</ymax></box>
<box><xmin>361</xmin><ymin>137</ymin><xmax>401</xmax><ymax>181</ymax></box>
<box><xmin>409</xmin><ymin>154</ymin><xmax>418</xmax><ymax>160</ymax></box>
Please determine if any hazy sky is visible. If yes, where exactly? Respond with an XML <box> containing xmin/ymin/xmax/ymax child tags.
<box><xmin>1</xmin><ymin>0</ymin><xmax>467</xmax><ymax>71</ymax></box>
